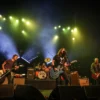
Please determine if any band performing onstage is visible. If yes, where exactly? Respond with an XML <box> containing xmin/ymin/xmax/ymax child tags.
<box><xmin>0</xmin><ymin>49</ymin><xmax>99</xmax><ymax>87</ymax></box>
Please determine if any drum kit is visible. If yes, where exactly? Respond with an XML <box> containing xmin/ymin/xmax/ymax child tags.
<box><xmin>27</xmin><ymin>58</ymin><xmax>51</xmax><ymax>80</ymax></box>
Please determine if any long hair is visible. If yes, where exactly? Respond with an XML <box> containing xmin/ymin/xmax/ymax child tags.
<box><xmin>57</xmin><ymin>48</ymin><xmax>66</xmax><ymax>56</ymax></box>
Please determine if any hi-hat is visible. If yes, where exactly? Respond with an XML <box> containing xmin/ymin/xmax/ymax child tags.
<box><xmin>44</xmin><ymin>58</ymin><xmax>51</xmax><ymax>62</ymax></box>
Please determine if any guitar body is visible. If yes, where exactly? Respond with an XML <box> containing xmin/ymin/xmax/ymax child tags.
<box><xmin>50</xmin><ymin>60</ymin><xmax>77</xmax><ymax>79</ymax></box>
<box><xmin>0</xmin><ymin>76</ymin><xmax>6</xmax><ymax>84</ymax></box>
<box><xmin>92</xmin><ymin>73</ymin><xmax>100</xmax><ymax>80</ymax></box>
<box><xmin>50</xmin><ymin>65</ymin><xmax>63</xmax><ymax>79</ymax></box>
<box><xmin>0</xmin><ymin>70</ymin><xmax>7</xmax><ymax>84</ymax></box>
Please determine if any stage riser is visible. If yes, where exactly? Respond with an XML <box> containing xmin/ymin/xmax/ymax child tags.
<box><xmin>25</xmin><ymin>79</ymin><xmax>56</xmax><ymax>90</ymax></box>
<box><xmin>0</xmin><ymin>85</ymin><xmax>14</xmax><ymax>99</ymax></box>
<box><xmin>0</xmin><ymin>85</ymin><xmax>100</xmax><ymax>100</ymax></box>
<box><xmin>49</xmin><ymin>86</ymin><xmax>100</xmax><ymax>100</ymax></box>
<box><xmin>3</xmin><ymin>78</ymin><xmax>89</xmax><ymax>90</ymax></box>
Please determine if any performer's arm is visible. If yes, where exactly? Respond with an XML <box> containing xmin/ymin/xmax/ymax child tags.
<box><xmin>2</xmin><ymin>61</ymin><xmax>6</xmax><ymax>73</ymax></box>
<box><xmin>52</xmin><ymin>60</ymin><xmax>58</xmax><ymax>71</ymax></box>
<box><xmin>91</xmin><ymin>63</ymin><xmax>95</xmax><ymax>74</ymax></box>
<box><xmin>52</xmin><ymin>60</ymin><xmax>55</xmax><ymax>66</ymax></box>
<box><xmin>13</xmin><ymin>61</ymin><xmax>19</xmax><ymax>70</ymax></box>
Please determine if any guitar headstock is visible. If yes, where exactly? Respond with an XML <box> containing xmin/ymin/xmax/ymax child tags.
<box><xmin>71</xmin><ymin>60</ymin><xmax>77</xmax><ymax>64</ymax></box>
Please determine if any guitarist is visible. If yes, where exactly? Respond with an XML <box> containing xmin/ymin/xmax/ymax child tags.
<box><xmin>2</xmin><ymin>54</ymin><xmax>19</xmax><ymax>84</ymax></box>
<box><xmin>52</xmin><ymin>48</ymin><xmax>70</xmax><ymax>86</ymax></box>
<box><xmin>91</xmin><ymin>58</ymin><xmax>100</xmax><ymax>85</ymax></box>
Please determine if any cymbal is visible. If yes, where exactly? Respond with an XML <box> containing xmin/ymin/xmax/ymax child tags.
<box><xmin>44</xmin><ymin>58</ymin><xmax>51</xmax><ymax>62</ymax></box>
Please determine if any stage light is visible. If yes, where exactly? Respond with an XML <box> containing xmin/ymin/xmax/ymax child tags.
<box><xmin>21</xmin><ymin>30</ymin><xmax>27</xmax><ymax>36</ymax></box>
<box><xmin>37</xmin><ymin>25</ymin><xmax>56</xmax><ymax>60</ymax></box>
<box><xmin>3</xmin><ymin>18</ymin><xmax>6</xmax><ymax>21</ymax></box>
<box><xmin>53</xmin><ymin>35</ymin><xmax>59</xmax><ymax>41</ymax></box>
<box><xmin>22</xmin><ymin>30</ymin><xmax>25</xmax><ymax>34</ymax></box>
<box><xmin>58</xmin><ymin>25</ymin><xmax>61</xmax><ymax>28</ymax></box>
<box><xmin>0</xmin><ymin>15</ymin><xmax>2</xmax><ymax>18</ymax></box>
<box><xmin>0</xmin><ymin>26</ymin><xmax>2</xmax><ymax>30</ymax></box>
<box><xmin>74</xmin><ymin>28</ymin><xmax>77</xmax><ymax>32</ymax></box>
<box><xmin>16</xmin><ymin>19</ymin><xmax>19</xmax><ymax>23</ymax></box>
<box><xmin>54</xmin><ymin>26</ymin><xmax>57</xmax><ymax>30</ymax></box>
<box><xmin>62</xmin><ymin>28</ymin><xmax>65</xmax><ymax>31</ymax></box>
<box><xmin>72</xmin><ymin>37</ymin><xmax>75</xmax><ymax>41</ymax></box>
<box><xmin>71</xmin><ymin>29</ymin><xmax>74</xmax><ymax>32</ymax></box>
<box><xmin>0</xmin><ymin>32</ymin><xmax>19</xmax><ymax>59</ymax></box>
<box><xmin>22</xmin><ymin>47</ymin><xmax>38</xmax><ymax>63</ymax></box>
<box><xmin>22</xmin><ymin>18</ymin><xmax>25</xmax><ymax>22</ymax></box>
<box><xmin>55</xmin><ymin>35</ymin><xmax>59</xmax><ymax>39</ymax></box>
<box><xmin>52</xmin><ymin>35</ymin><xmax>59</xmax><ymax>45</ymax></box>
<box><xmin>21</xmin><ymin>57</ymin><xmax>30</xmax><ymax>63</ymax></box>
<box><xmin>67</xmin><ymin>27</ymin><xmax>70</xmax><ymax>30</ymax></box>
<box><xmin>71</xmin><ymin>28</ymin><xmax>78</xmax><ymax>35</ymax></box>
<box><xmin>26</xmin><ymin>21</ymin><xmax>30</xmax><ymax>25</ymax></box>
<box><xmin>9</xmin><ymin>16</ymin><xmax>13</xmax><ymax>20</ymax></box>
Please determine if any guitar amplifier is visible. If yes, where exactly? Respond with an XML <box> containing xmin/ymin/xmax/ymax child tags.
<box><xmin>13</xmin><ymin>78</ymin><xmax>25</xmax><ymax>85</ymax></box>
<box><xmin>2</xmin><ymin>77</ymin><xmax>8</xmax><ymax>85</ymax></box>
<box><xmin>70</xmin><ymin>71</ymin><xmax>80</xmax><ymax>86</ymax></box>
<box><xmin>79</xmin><ymin>78</ymin><xmax>89</xmax><ymax>86</ymax></box>
<box><xmin>27</xmin><ymin>68</ymin><xmax>35</xmax><ymax>79</ymax></box>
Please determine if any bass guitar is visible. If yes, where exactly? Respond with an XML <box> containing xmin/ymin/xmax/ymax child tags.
<box><xmin>50</xmin><ymin>60</ymin><xmax>77</xmax><ymax>79</ymax></box>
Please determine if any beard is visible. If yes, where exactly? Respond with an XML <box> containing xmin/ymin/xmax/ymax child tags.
<box><xmin>62</xmin><ymin>51</ymin><xmax>66</xmax><ymax>56</ymax></box>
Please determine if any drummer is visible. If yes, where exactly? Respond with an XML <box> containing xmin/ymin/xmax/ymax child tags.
<box><xmin>35</xmin><ymin>62</ymin><xmax>49</xmax><ymax>79</ymax></box>
<box><xmin>41</xmin><ymin>62</ymin><xmax>50</xmax><ymax>79</ymax></box>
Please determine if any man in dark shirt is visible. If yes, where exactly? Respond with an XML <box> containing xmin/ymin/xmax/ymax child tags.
<box><xmin>2</xmin><ymin>54</ymin><xmax>19</xmax><ymax>84</ymax></box>
<box><xmin>52</xmin><ymin>48</ymin><xmax>70</xmax><ymax>86</ymax></box>
<box><xmin>91</xmin><ymin>58</ymin><xmax>100</xmax><ymax>85</ymax></box>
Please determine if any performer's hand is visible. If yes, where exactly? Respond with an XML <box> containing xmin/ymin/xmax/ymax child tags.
<box><xmin>64</xmin><ymin>63</ymin><xmax>70</xmax><ymax>67</ymax></box>
<box><xmin>54</xmin><ymin>68</ymin><xmax>58</xmax><ymax>71</ymax></box>
<box><xmin>15</xmin><ymin>66</ymin><xmax>19</xmax><ymax>70</ymax></box>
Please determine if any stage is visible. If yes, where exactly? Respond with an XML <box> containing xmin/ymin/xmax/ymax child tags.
<box><xmin>0</xmin><ymin>84</ymin><xmax>100</xmax><ymax>100</ymax></box>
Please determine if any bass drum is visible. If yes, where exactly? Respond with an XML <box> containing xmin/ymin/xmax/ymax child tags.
<box><xmin>38</xmin><ymin>71</ymin><xmax>47</xmax><ymax>79</ymax></box>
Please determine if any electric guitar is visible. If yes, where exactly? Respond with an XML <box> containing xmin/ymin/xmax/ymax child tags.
<box><xmin>92</xmin><ymin>73</ymin><xmax>100</xmax><ymax>80</ymax></box>
<box><xmin>0</xmin><ymin>65</ymin><xmax>24</xmax><ymax>84</ymax></box>
<box><xmin>50</xmin><ymin>60</ymin><xmax>77</xmax><ymax>79</ymax></box>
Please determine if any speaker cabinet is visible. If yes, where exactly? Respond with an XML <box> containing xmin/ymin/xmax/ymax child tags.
<box><xmin>79</xmin><ymin>78</ymin><xmax>89</xmax><ymax>86</ymax></box>
<box><xmin>84</xmin><ymin>86</ymin><xmax>100</xmax><ymax>99</ymax></box>
<box><xmin>0</xmin><ymin>85</ymin><xmax>14</xmax><ymax>99</ymax></box>
<box><xmin>13</xmin><ymin>78</ymin><xmax>25</xmax><ymax>85</ymax></box>
<box><xmin>48</xmin><ymin>86</ymin><xmax>86</xmax><ymax>100</ymax></box>
<box><xmin>27</xmin><ymin>68</ymin><xmax>35</xmax><ymax>79</ymax></box>
<box><xmin>70</xmin><ymin>71</ymin><xmax>80</xmax><ymax>86</ymax></box>
<box><xmin>14</xmin><ymin>85</ymin><xmax>45</xmax><ymax>100</ymax></box>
